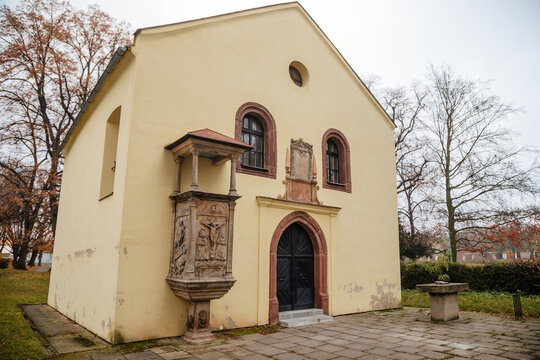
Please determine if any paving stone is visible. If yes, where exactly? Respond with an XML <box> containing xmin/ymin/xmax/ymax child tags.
<box><xmin>238</xmin><ymin>354</ymin><xmax>271</xmax><ymax>360</ymax></box>
<box><xmin>474</xmin><ymin>355</ymin><xmax>508</xmax><ymax>360</ymax></box>
<box><xmin>420</xmin><ymin>344</ymin><xmax>448</xmax><ymax>352</ymax></box>
<box><xmin>448</xmin><ymin>343</ymin><xmax>477</xmax><ymax>350</ymax></box>
<box><xmin>389</xmin><ymin>353</ymin><xmax>424</xmax><ymax>360</ymax></box>
<box><xmin>287</xmin><ymin>346</ymin><xmax>317</xmax><ymax>355</ymax></box>
<box><xmin>332</xmin><ymin>348</ymin><xmax>368</xmax><ymax>359</ymax></box>
<box><xmin>255</xmin><ymin>336</ymin><xmax>282</xmax><ymax>345</ymax></box>
<box><xmin>325</xmin><ymin>338</ymin><xmax>352</xmax><ymax>346</ymax></box>
<box><xmin>271</xmin><ymin>341</ymin><xmax>298</xmax><ymax>350</ymax></box>
<box><xmin>343</xmin><ymin>343</ymin><xmax>374</xmax><ymax>351</ymax></box>
<box><xmin>503</xmin><ymin>353</ymin><xmax>535</xmax><ymax>360</ymax></box>
<box><xmin>149</xmin><ymin>347</ymin><xmax>179</xmax><ymax>354</ymax></box>
<box><xmin>305</xmin><ymin>351</ymin><xmax>338</xmax><ymax>360</ymax></box>
<box><xmin>367</xmin><ymin>347</ymin><xmax>396</xmax><ymax>356</ymax></box>
<box><xmin>316</xmin><ymin>344</ymin><xmax>347</xmax><ymax>353</ymax></box>
<box><xmin>125</xmin><ymin>353</ymin><xmax>161</xmax><ymax>360</ymax></box>
<box><xmin>449</xmin><ymin>349</ymin><xmax>476</xmax><ymax>358</ymax></box>
<box><xmin>274</xmin><ymin>352</ymin><xmax>306</xmax><ymax>360</ymax></box>
<box><xmin>253</xmin><ymin>346</ymin><xmax>285</xmax><ymax>356</ymax></box>
<box><xmin>471</xmin><ymin>347</ymin><xmax>503</xmax><ymax>355</ymax></box>
<box><xmin>158</xmin><ymin>351</ymin><xmax>191</xmax><ymax>360</ymax></box>
<box><xmin>420</xmin><ymin>350</ymin><xmax>447</xmax><ymax>359</ymax></box>
<box><xmin>91</xmin><ymin>354</ymin><xmax>126</xmax><ymax>360</ymax></box>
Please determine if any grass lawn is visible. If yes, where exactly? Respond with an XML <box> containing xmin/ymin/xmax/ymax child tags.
<box><xmin>402</xmin><ymin>289</ymin><xmax>540</xmax><ymax>318</ymax></box>
<box><xmin>0</xmin><ymin>267</ymin><xmax>50</xmax><ymax>360</ymax></box>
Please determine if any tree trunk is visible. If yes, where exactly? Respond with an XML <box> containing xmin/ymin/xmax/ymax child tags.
<box><xmin>28</xmin><ymin>250</ymin><xmax>38</xmax><ymax>267</ymax></box>
<box><xmin>38</xmin><ymin>250</ymin><xmax>43</xmax><ymax>266</ymax></box>
<box><xmin>12</xmin><ymin>244</ymin><xmax>28</xmax><ymax>270</ymax></box>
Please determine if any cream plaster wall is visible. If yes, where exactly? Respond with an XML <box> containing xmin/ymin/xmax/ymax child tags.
<box><xmin>47</xmin><ymin>52</ymin><xmax>136</xmax><ymax>342</ymax></box>
<box><xmin>113</xmin><ymin>4</ymin><xmax>400</xmax><ymax>342</ymax></box>
<box><xmin>50</xmin><ymin>3</ymin><xmax>400</xmax><ymax>344</ymax></box>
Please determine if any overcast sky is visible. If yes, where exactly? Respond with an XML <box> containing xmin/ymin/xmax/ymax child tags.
<box><xmin>4</xmin><ymin>0</ymin><xmax>539</xmax><ymax>152</ymax></box>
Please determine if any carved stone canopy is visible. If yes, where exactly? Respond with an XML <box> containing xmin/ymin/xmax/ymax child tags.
<box><xmin>165</xmin><ymin>129</ymin><xmax>252</xmax><ymax>196</ymax></box>
<box><xmin>165</xmin><ymin>128</ymin><xmax>252</xmax><ymax>163</ymax></box>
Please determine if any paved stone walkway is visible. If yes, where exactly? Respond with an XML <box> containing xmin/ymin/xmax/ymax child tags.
<box><xmin>88</xmin><ymin>308</ymin><xmax>539</xmax><ymax>360</ymax></box>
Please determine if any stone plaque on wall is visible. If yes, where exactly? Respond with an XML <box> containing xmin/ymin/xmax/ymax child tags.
<box><xmin>278</xmin><ymin>139</ymin><xmax>321</xmax><ymax>205</ymax></box>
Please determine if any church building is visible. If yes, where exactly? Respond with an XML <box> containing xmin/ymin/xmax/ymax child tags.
<box><xmin>48</xmin><ymin>2</ymin><xmax>401</xmax><ymax>344</ymax></box>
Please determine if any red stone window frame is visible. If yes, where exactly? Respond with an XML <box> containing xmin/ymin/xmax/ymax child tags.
<box><xmin>235</xmin><ymin>102</ymin><xmax>277</xmax><ymax>179</ymax></box>
<box><xmin>322</xmin><ymin>128</ymin><xmax>351</xmax><ymax>193</ymax></box>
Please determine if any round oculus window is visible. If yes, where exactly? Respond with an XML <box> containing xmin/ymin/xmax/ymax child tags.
<box><xmin>289</xmin><ymin>65</ymin><xmax>303</xmax><ymax>86</ymax></box>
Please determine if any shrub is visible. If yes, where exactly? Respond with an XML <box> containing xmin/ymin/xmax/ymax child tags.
<box><xmin>438</xmin><ymin>274</ymin><xmax>450</xmax><ymax>282</ymax></box>
<box><xmin>0</xmin><ymin>258</ymin><xmax>10</xmax><ymax>269</ymax></box>
<box><xmin>401</xmin><ymin>259</ymin><xmax>540</xmax><ymax>294</ymax></box>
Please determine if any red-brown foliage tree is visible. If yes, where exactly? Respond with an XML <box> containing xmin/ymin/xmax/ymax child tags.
<box><xmin>0</xmin><ymin>0</ymin><xmax>131</xmax><ymax>269</ymax></box>
<box><xmin>486</xmin><ymin>217</ymin><xmax>540</xmax><ymax>258</ymax></box>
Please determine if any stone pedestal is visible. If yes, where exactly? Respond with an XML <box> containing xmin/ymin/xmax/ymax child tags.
<box><xmin>416</xmin><ymin>282</ymin><xmax>469</xmax><ymax>322</ymax></box>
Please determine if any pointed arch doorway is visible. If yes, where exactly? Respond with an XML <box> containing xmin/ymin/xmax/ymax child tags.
<box><xmin>269</xmin><ymin>211</ymin><xmax>328</xmax><ymax>324</ymax></box>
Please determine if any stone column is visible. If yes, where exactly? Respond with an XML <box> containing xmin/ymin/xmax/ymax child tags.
<box><xmin>228</xmin><ymin>155</ymin><xmax>238</xmax><ymax>196</ymax></box>
<box><xmin>190</xmin><ymin>150</ymin><xmax>199</xmax><ymax>191</ymax></box>
<box><xmin>174</xmin><ymin>156</ymin><xmax>183</xmax><ymax>194</ymax></box>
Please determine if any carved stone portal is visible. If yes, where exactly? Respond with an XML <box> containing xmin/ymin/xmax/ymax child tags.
<box><xmin>279</xmin><ymin>138</ymin><xmax>321</xmax><ymax>204</ymax></box>
<box><xmin>165</xmin><ymin>129</ymin><xmax>251</xmax><ymax>344</ymax></box>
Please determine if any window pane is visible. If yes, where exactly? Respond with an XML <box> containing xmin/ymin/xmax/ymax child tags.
<box><xmin>251</xmin><ymin>119</ymin><xmax>262</xmax><ymax>132</ymax></box>
<box><xmin>243</xmin><ymin>117</ymin><xmax>249</xmax><ymax>129</ymax></box>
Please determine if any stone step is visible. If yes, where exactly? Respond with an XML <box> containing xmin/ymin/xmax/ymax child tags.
<box><xmin>279</xmin><ymin>308</ymin><xmax>324</xmax><ymax>320</ymax></box>
<box><xmin>279</xmin><ymin>314</ymin><xmax>333</xmax><ymax>327</ymax></box>
<box><xmin>278</xmin><ymin>309</ymin><xmax>333</xmax><ymax>327</ymax></box>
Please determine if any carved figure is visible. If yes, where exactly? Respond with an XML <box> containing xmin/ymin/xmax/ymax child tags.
<box><xmin>187</xmin><ymin>315</ymin><xmax>194</xmax><ymax>329</ymax></box>
<box><xmin>198</xmin><ymin>310</ymin><xmax>208</xmax><ymax>328</ymax></box>
<box><xmin>215</xmin><ymin>228</ymin><xmax>227</xmax><ymax>260</ymax></box>
<box><xmin>201</xmin><ymin>217</ymin><xmax>225</xmax><ymax>259</ymax></box>
<box><xmin>196</xmin><ymin>229</ymin><xmax>209</xmax><ymax>260</ymax></box>
<box><xmin>170</xmin><ymin>217</ymin><xmax>188</xmax><ymax>276</ymax></box>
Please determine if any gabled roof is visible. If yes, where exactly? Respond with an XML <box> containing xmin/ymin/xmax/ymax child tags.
<box><xmin>61</xmin><ymin>2</ymin><xmax>393</xmax><ymax>152</ymax></box>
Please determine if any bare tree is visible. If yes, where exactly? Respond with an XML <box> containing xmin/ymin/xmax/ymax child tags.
<box><xmin>0</xmin><ymin>0</ymin><xmax>131</xmax><ymax>269</ymax></box>
<box><xmin>423</xmin><ymin>65</ymin><xmax>539</xmax><ymax>261</ymax></box>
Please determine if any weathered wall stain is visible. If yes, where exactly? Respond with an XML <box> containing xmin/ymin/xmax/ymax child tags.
<box><xmin>342</xmin><ymin>282</ymin><xmax>364</xmax><ymax>296</ymax></box>
<box><xmin>369</xmin><ymin>280</ymin><xmax>400</xmax><ymax>310</ymax></box>
<box><xmin>223</xmin><ymin>316</ymin><xmax>237</xmax><ymax>329</ymax></box>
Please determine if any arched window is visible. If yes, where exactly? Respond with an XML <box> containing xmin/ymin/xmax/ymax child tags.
<box><xmin>241</xmin><ymin>115</ymin><xmax>264</xmax><ymax>168</ymax></box>
<box><xmin>99</xmin><ymin>106</ymin><xmax>121</xmax><ymax>200</ymax></box>
<box><xmin>322</xmin><ymin>129</ymin><xmax>351</xmax><ymax>193</ymax></box>
<box><xmin>235</xmin><ymin>102</ymin><xmax>277</xmax><ymax>179</ymax></box>
<box><xmin>326</xmin><ymin>139</ymin><xmax>340</xmax><ymax>184</ymax></box>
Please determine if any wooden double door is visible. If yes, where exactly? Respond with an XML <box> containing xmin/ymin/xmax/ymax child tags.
<box><xmin>276</xmin><ymin>223</ymin><xmax>314</xmax><ymax>312</ymax></box>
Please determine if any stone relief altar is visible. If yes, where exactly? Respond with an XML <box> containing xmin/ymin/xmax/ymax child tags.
<box><xmin>164</xmin><ymin>129</ymin><xmax>251</xmax><ymax>343</ymax></box>
<box><xmin>279</xmin><ymin>138</ymin><xmax>321</xmax><ymax>204</ymax></box>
